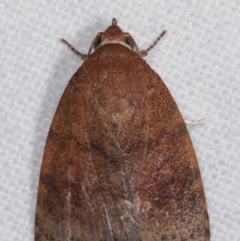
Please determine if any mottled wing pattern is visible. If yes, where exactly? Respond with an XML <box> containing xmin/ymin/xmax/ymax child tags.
<box><xmin>35</xmin><ymin>44</ymin><xmax>209</xmax><ymax>241</ymax></box>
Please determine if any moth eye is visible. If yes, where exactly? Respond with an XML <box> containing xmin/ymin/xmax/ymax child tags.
<box><xmin>126</xmin><ymin>36</ymin><xmax>134</xmax><ymax>50</ymax></box>
<box><xmin>94</xmin><ymin>35</ymin><xmax>102</xmax><ymax>49</ymax></box>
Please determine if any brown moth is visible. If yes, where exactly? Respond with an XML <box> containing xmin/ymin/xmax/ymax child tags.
<box><xmin>35</xmin><ymin>18</ymin><xmax>210</xmax><ymax>241</ymax></box>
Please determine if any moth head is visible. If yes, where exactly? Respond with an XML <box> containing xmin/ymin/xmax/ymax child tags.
<box><xmin>92</xmin><ymin>18</ymin><xmax>138</xmax><ymax>52</ymax></box>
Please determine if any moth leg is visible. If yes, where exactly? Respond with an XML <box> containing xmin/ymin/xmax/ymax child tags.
<box><xmin>61</xmin><ymin>38</ymin><xmax>88</xmax><ymax>60</ymax></box>
<box><xmin>140</xmin><ymin>30</ymin><xmax>167</xmax><ymax>57</ymax></box>
<box><xmin>184</xmin><ymin>119</ymin><xmax>205</xmax><ymax>125</ymax></box>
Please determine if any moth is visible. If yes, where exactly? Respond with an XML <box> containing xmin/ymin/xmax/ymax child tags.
<box><xmin>35</xmin><ymin>18</ymin><xmax>210</xmax><ymax>241</ymax></box>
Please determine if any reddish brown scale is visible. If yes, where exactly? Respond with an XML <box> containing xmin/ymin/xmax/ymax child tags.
<box><xmin>35</xmin><ymin>18</ymin><xmax>210</xmax><ymax>241</ymax></box>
